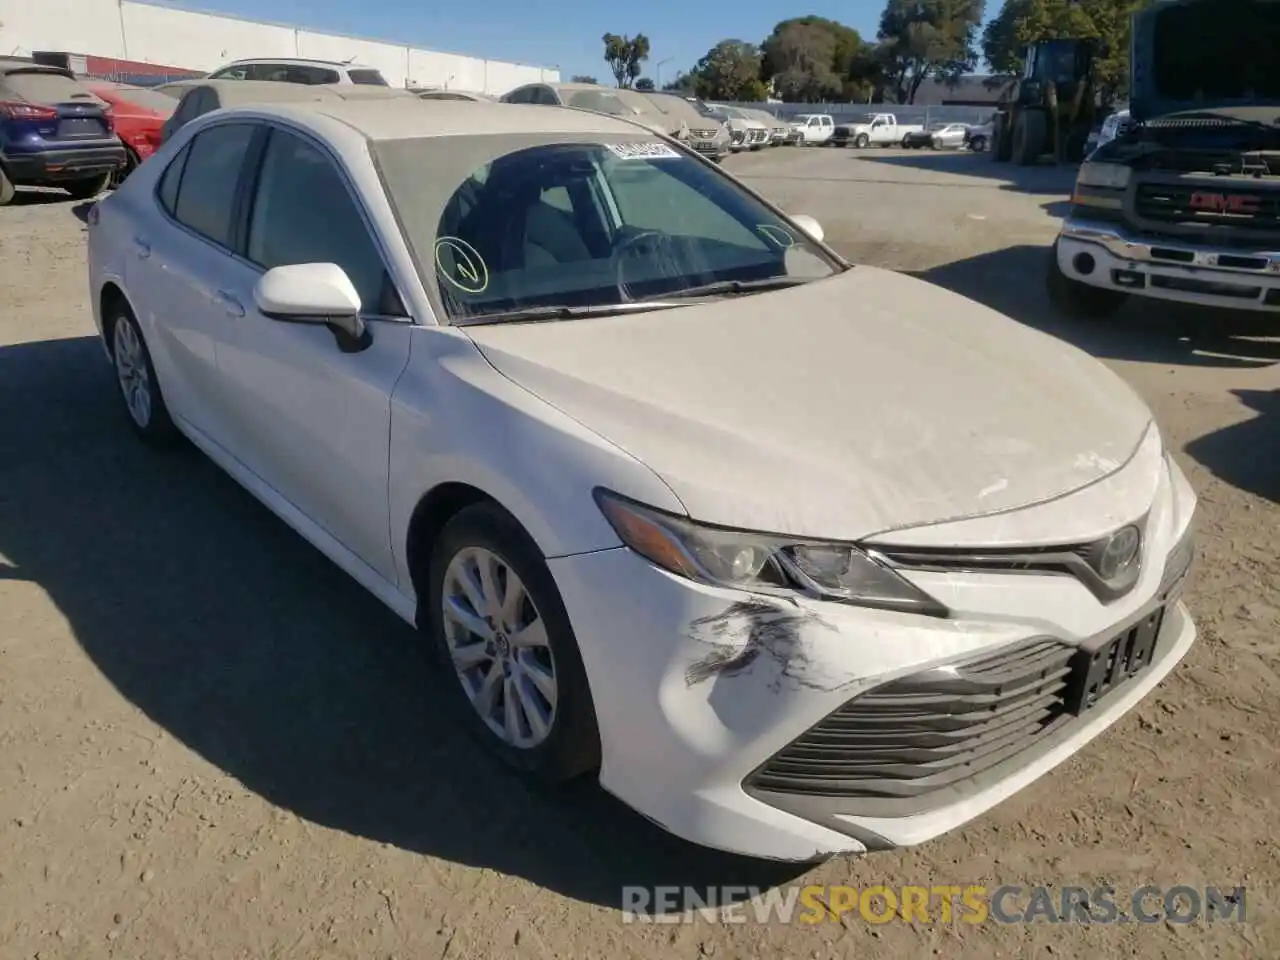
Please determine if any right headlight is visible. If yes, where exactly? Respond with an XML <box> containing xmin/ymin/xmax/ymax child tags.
<box><xmin>1077</xmin><ymin>162</ymin><xmax>1131</xmax><ymax>190</ymax></box>
<box><xmin>594</xmin><ymin>489</ymin><xmax>948</xmax><ymax>618</ymax></box>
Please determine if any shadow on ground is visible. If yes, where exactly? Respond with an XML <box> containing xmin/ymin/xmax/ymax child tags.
<box><xmin>917</xmin><ymin>244</ymin><xmax>1280</xmax><ymax>369</ymax></box>
<box><xmin>1186</xmin><ymin>389</ymin><xmax>1280</xmax><ymax>503</ymax></box>
<box><xmin>0</xmin><ymin>336</ymin><xmax>810</xmax><ymax>911</ymax></box>
<box><xmin>856</xmin><ymin>149</ymin><xmax>1080</xmax><ymax>195</ymax></box>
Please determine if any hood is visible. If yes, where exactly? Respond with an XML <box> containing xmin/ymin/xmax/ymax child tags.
<box><xmin>463</xmin><ymin>267</ymin><xmax>1154</xmax><ymax>542</ymax></box>
<box><xmin>1131</xmin><ymin>0</ymin><xmax>1280</xmax><ymax>122</ymax></box>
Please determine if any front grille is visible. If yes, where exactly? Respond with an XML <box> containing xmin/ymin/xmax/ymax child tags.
<box><xmin>748</xmin><ymin>129</ymin><xmax>769</xmax><ymax>144</ymax></box>
<box><xmin>746</xmin><ymin>639</ymin><xmax>1075</xmax><ymax>800</ymax></box>
<box><xmin>1134</xmin><ymin>183</ymin><xmax>1280</xmax><ymax>231</ymax></box>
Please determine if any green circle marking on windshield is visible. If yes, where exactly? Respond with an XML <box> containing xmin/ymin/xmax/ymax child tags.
<box><xmin>434</xmin><ymin>236</ymin><xmax>489</xmax><ymax>295</ymax></box>
<box><xmin>756</xmin><ymin>224</ymin><xmax>796</xmax><ymax>249</ymax></box>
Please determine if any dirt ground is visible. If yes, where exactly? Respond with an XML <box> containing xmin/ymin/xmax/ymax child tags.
<box><xmin>1</xmin><ymin>147</ymin><xmax>1277</xmax><ymax>960</ymax></box>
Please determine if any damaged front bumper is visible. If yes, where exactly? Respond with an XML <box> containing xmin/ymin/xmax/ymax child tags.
<box><xmin>1057</xmin><ymin>217</ymin><xmax>1280</xmax><ymax>311</ymax></box>
<box><xmin>549</xmin><ymin>456</ymin><xmax>1199</xmax><ymax>862</ymax></box>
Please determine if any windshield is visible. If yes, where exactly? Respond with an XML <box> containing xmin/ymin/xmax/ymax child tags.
<box><xmin>374</xmin><ymin>136</ymin><xmax>841</xmax><ymax>323</ymax></box>
<box><xmin>566</xmin><ymin>90</ymin><xmax>635</xmax><ymax>115</ymax></box>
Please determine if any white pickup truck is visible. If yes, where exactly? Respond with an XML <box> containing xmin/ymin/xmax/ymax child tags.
<box><xmin>834</xmin><ymin>112</ymin><xmax>925</xmax><ymax>149</ymax></box>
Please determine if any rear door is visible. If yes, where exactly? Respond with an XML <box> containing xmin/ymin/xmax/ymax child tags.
<box><xmin>0</xmin><ymin>68</ymin><xmax>114</xmax><ymax>145</ymax></box>
<box><xmin>129</xmin><ymin>121</ymin><xmax>261</xmax><ymax>441</ymax></box>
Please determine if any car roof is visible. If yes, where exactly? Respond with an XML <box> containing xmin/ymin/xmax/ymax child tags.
<box><xmin>0</xmin><ymin>61</ymin><xmax>73</xmax><ymax>78</ymax></box>
<box><xmin>227</xmin><ymin>97</ymin><xmax>657</xmax><ymax>141</ymax></box>
<box><xmin>220</xmin><ymin>57</ymin><xmax>373</xmax><ymax>69</ymax></box>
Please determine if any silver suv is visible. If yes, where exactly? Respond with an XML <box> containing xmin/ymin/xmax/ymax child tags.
<box><xmin>206</xmin><ymin>58</ymin><xmax>389</xmax><ymax>87</ymax></box>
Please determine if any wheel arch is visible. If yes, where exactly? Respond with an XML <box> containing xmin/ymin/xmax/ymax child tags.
<box><xmin>405</xmin><ymin>481</ymin><xmax>522</xmax><ymax>628</ymax></box>
<box><xmin>99</xmin><ymin>280</ymin><xmax>132</xmax><ymax>354</ymax></box>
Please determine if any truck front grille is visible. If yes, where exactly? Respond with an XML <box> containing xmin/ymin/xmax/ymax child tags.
<box><xmin>1134</xmin><ymin>183</ymin><xmax>1280</xmax><ymax>231</ymax></box>
<box><xmin>746</xmin><ymin>639</ymin><xmax>1074</xmax><ymax>800</ymax></box>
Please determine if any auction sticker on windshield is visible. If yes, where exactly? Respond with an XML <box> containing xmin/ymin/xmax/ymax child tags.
<box><xmin>607</xmin><ymin>141</ymin><xmax>681</xmax><ymax>160</ymax></box>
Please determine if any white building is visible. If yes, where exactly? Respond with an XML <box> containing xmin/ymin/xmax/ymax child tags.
<box><xmin>0</xmin><ymin>0</ymin><xmax>558</xmax><ymax>94</ymax></box>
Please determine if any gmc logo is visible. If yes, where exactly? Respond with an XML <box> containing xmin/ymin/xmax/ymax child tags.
<box><xmin>1189</xmin><ymin>192</ymin><xmax>1262</xmax><ymax>215</ymax></box>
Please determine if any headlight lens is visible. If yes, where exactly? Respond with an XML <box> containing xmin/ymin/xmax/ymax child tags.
<box><xmin>594</xmin><ymin>489</ymin><xmax>948</xmax><ymax>618</ymax></box>
<box><xmin>1077</xmin><ymin>162</ymin><xmax>1131</xmax><ymax>190</ymax></box>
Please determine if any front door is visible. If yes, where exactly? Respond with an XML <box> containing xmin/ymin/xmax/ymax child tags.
<box><xmin>210</xmin><ymin>125</ymin><xmax>412</xmax><ymax>582</ymax></box>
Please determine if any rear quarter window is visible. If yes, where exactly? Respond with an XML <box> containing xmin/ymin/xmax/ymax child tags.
<box><xmin>0</xmin><ymin>70</ymin><xmax>99</xmax><ymax>105</ymax></box>
<box><xmin>347</xmin><ymin>69</ymin><xmax>388</xmax><ymax>86</ymax></box>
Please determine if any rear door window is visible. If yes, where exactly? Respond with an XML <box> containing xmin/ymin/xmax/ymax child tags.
<box><xmin>0</xmin><ymin>69</ymin><xmax>98</xmax><ymax>104</ymax></box>
<box><xmin>170</xmin><ymin>123</ymin><xmax>257</xmax><ymax>248</ymax></box>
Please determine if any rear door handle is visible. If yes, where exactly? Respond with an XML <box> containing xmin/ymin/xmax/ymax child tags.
<box><xmin>132</xmin><ymin>236</ymin><xmax>150</xmax><ymax>259</ymax></box>
<box><xmin>214</xmin><ymin>290</ymin><xmax>245</xmax><ymax>317</ymax></box>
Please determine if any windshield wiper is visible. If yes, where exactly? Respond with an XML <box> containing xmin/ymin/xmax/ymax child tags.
<box><xmin>454</xmin><ymin>301</ymin><xmax>688</xmax><ymax>326</ymax></box>
<box><xmin>637</xmin><ymin>276</ymin><xmax>814</xmax><ymax>302</ymax></box>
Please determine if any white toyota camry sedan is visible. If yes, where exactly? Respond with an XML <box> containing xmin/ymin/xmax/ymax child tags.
<box><xmin>86</xmin><ymin>97</ymin><xmax>1198</xmax><ymax>862</ymax></box>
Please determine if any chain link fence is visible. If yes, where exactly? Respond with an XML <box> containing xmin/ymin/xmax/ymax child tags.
<box><xmin>713</xmin><ymin>102</ymin><xmax>999</xmax><ymax>126</ymax></box>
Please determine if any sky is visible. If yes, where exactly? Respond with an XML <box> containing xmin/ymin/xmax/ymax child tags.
<box><xmin>162</xmin><ymin>0</ymin><xmax>942</xmax><ymax>86</ymax></box>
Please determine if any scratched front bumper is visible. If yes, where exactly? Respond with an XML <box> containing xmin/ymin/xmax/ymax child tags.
<box><xmin>548</xmin><ymin>458</ymin><xmax>1198</xmax><ymax>861</ymax></box>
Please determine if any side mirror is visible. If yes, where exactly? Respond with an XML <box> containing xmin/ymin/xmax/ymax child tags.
<box><xmin>789</xmin><ymin>214</ymin><xmax>824</xmax><ymax>244</ymax></box>
<box><xmin>254</xmin><ymin>263</ymin><xmax>371</xmax><ymax>353</ymax></box>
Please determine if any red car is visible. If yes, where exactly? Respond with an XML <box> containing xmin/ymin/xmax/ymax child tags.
<box><xmin>83</xmin><ymin>81</ymin><xmax>176</xmax><ymax>185</ymax></box>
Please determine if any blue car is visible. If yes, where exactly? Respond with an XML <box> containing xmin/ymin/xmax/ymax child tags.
<box><xmin>0</xmin><ymin>59</ymin><xmax>125</xmax><ymax>204</ymax></box>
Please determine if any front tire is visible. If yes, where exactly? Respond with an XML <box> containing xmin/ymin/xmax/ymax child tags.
<box><xmin>426</xmin><ymin>503</ymin><xmax>601</xmax><ymax>783</ymax></box>
<box><xmin>0</xmin><ymin>165</ymin><xmax>15</xmax><ymax>205</ymax></box>
<box><xmin>109</xmin><ymin>304</ymin><xmax>178</xmax><ymax>444</ymax></box>
<box><xmin>854</xmin><ymin>133</ymin><xmax>869</xmax><ymax>149</ymax></box>
<box><xmin>1047</xmin><ymin>242</ymin><xmax>1129</xmax><ymax>319</ymax></box>
<box><xmin>64</xmin><ymin>172</ymin><xmax>111</xmax><ymax>200</ymax></box>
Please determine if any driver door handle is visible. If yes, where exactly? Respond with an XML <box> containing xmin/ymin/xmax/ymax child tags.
<box><xmin>214</xmin><ymin>290</ymin><xmax>245</xmax><ymax>318</ymax></box>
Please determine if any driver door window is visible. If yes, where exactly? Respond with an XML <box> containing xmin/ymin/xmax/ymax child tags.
<box><xmin>246</xmin><ymin>129</ymin><xmax>400</xmax><ymax>315</ymax></box>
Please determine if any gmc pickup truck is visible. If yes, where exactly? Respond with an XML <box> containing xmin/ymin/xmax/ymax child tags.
<box><xmin>1049</xmin><ymin>0</ymin><xmax>1280</xmax><ymax>318</ymax></box>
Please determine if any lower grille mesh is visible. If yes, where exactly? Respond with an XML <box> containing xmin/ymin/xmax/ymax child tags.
<box><xmin>747</xmin><ymin>639</ymin><xmax>1074</xmax><ymax>799</ymax></box>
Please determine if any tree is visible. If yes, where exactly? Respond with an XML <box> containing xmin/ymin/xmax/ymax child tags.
<box><xmin>570</xmin><ymin>74</ymin><xmax>600</xmax><ymax>84</ymax></box>
<box><xmin>689</xmin><ymin>40</ymin><xmax>769</xmax><ymax>101</ymax></box>
<box><xmin>663</xmin><ymin>71</ymin><xmax>698</xmax><ymax>94</ymax></box>
<box><xmin>760</xmin><ymin>17</ymin><xmax>867</xmax><ymax>101</ymax></box>
<box><xmin>877</xmin><ymin>0</ymin><xmax>987</xmax><ymax>103</ymax></box>
<box><xmin>602</xmin><ymin>33</ymin><xmax>651</xmax><ymax>88</ymax></box>
<box><xmin>982</xmin><ymin>0</ymin><xmax>1141</xmax><ymax>104</ymax></box>
<box><xmin>634</xmin><ymin>77</ymin><xmax>655</xmax><ymax>90</ymax></box>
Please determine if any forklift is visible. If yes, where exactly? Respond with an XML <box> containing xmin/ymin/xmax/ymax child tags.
<box><xmin>991</xmin><ymin>37</ymin><xmax>1105</xmax><ymax>165</ymax></box>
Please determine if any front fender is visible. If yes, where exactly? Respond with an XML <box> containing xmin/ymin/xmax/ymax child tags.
<box><xmin>388</xmin><ymin>327</ymin><xmax>686</xmax><ymax>591</ymax></box>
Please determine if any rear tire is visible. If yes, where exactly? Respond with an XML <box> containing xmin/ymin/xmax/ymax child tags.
<box><xmin>0</xmin><ymin>166</ymin><xmax>15</xmax><ymax>205</ymax></box>
<box><xmin>1013</xmin><ymin>111</ymin><xmax>1045</xmax><ymax>166</ymax></box>
<box><xmin>64</xmin><ymin>172</ymin><xmax>111</xmax><ymax>200</ymax></box>
<box><xmin>110</xmin><ymin>149</ymin><xmax>139</xmax><ymax>189</ymax></box>
<box><xmin>970</xmin><ymin>136</ymin><xmax>988</xmax><ymax>152</ymax></box>
<box><xmin>425</xmin><ymin>503</ymin><xmax>601</xmax><ymax>783</ymax></box>
<box><xmin>108</xmin><ymin>303</ymin><xmax>178</xmax><ymax>444</ymax></box>
<box><xmin>1047</xmin><ymin>241</ymin><xmax>1129</xmax><ymax>319</ymax></box>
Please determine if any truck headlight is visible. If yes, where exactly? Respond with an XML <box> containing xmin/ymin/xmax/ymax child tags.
<box><xmin>1077</xmin><ymin>162</ymin><xmax>1131</xmax><ymax>190</ymax></box>
<box><xmin>594</xmin><ymin>489</ymin><xmax>948</xmax><ymax>618</ymax></box>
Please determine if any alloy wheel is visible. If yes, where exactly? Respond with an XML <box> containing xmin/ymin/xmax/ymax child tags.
<box><xmin>441</xmin><ymin>546</ymin><xmax>558</xmax><ymax>748</ymax></box>
<box><xmin>113</xmin><ymin>318</ymin><xmax>152</xmax><ymax>428</ymax></box>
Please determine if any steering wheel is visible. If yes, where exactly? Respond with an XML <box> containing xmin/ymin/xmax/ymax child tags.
<box><xmin>611</xmin><ymin>228</ymin><xmax>683</xmax><ymax>301</ymax></box>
